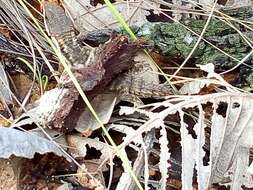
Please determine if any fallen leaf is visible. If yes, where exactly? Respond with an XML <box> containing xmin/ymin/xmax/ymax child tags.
<box><xmin>75</xmin><ymin>93</ymin><xmax>117</xmax><ymax>135</ymax></box>
<box><xmin>63</xmin><ymin>1</ymin><xmax>158</xmax><ymax>32</ymax></box>
<box><xmin>0</xmin><ymin>127</ymin><xmax>68</xmax><ymax>160</ymax></box>
<box><xmin>67</xmin><ymin>135</ymin><xmax>112</xmax><ymax>161</ymax></box>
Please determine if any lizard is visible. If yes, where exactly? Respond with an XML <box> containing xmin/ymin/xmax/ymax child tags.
<box><xmin>44</xmin><ymin>1</ymin><xmax>174</xmax><ymax>103</ymax></box>
<box><xmin>41</xmin><ymin>1</ymin><xmax>175</xmax><ymax>131</ymax></box>
<box><xmin>75</xmin><ymin>5</ymin><xmax>253</xmax><ymax>89</ymax></box>
<box><xmin>108</xmin><ymin>58</ymin><xmax>174</xmax><ymax>105</ymax></box>
<box><xmin>44</xmin><ymin>1</ymin><xmax>147</xmax><ymax>92</ymax></box>
<box><xmin>42</xmin><ymin>1</ymin><xmax>163</xmax><ymax>129</ymax></box>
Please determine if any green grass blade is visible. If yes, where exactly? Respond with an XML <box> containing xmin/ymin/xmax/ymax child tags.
<box><xmin>103</xmin><ymin>0</ymin><xmax>137</xmax><ymax>40</ymax></box>
<box><xmin>18</xmin><ymin>1</ymin><xmax>142</xmax><ymax>189</ymax></box>
<box><xmin>103</xmin><ymin>0</ymin><xmax>177</xmax><ymax>93</ymax></box>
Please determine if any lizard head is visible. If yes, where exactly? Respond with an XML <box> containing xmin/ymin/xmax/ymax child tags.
<box><xmin>43</xmin><ymin>1</ymin><xmax>74</xmax><ymax>36</ymax></box>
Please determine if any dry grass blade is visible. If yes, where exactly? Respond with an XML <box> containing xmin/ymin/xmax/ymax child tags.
<box><xmin>144</xmin><ymin>0</ymin><xmax>253</xmax><ymax>74</ymax></box>
<box><xmin>1</xmin><ymin>1</ymin><xmax>105</xmax><ymax>186</ymax></box>
<box><xmin>169</xmin><ymin>0</ymin><xmax>218</xmax><ymax>80</ymax></box>
<box><xmin>1</xmin><ymin>0</ymin><xmax>253</xmax><ymax>189</ymax></box>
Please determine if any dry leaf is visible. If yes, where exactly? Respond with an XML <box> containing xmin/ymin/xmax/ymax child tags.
<box><xmin>0</xmin><ymin>127</ymin><xmax>68</xmax><ymax>160</ymax></box>
<box><xmin>75</xmin><ymin>93</ymin><xmax>117</xmax><ymax>134</ymax></box>
<box><xmin>67</xmin><ymin>135</ymin><xmax>112</xmax><ymax>160</ymax></box>
<box><xmin>119</xmin><ymin>93</ymin><xmax>253</xmax><ymax>189</ymax></box>
<box><xmin>63</xmin><ymin>1</ymin><xmax>156</xmax><ymax>32</ymax></box>
<box><xmin>76</xmin><ymin>162</ymin><xmax>105</xmax><ymax>189</ymax></box>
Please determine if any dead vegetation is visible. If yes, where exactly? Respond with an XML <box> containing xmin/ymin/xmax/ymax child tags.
<box><xmin>0</xmin><ymin>0</ymin><xmax>253</xmax><ymax>189</ymax></box>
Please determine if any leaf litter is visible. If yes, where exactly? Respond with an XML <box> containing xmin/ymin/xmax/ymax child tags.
<box><xmin>0</xmin><ymin>0</ymin><xmax>253</xmax><ymax>189</ymax></box>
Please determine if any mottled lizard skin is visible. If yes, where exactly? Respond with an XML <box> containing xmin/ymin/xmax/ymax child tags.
<box><xmin>109</xmin><ymin>68</ymin><xmax>173</xmax><ymax>99</ymax></box>
<box><xmin>44</xmin><ymin>1</ymin><xmax>92</xmax><ymax>63</ymax></box>
<box><xmin>44</xmin><ymin>2</ymin><xmax>172</xmax><ymax>98</ymax></box>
